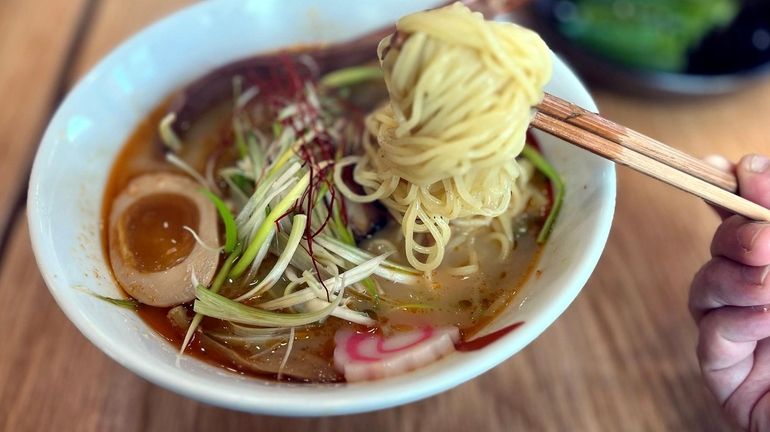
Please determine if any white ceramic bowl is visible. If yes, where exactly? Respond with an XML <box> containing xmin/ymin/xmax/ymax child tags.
<box><xmin>28</xmin><ymin>0</ymin><xmax>615</xmax><ymax>416</ymax></box>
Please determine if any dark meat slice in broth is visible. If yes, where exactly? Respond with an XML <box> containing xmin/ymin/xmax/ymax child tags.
<box><xmin>346</xmin><ymin>199</ymin><xmax>389</xmax><ymax>241</ymax></box>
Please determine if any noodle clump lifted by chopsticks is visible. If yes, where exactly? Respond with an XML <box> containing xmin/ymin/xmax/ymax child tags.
<box><xmin>335</xmin><ymin>2</ymin><xmax>552</xmax><ymax>272</ymax></box>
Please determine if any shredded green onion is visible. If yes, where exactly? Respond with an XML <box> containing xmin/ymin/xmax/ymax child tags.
<box><xmin>266</xmin><ymin>144</ymin><xmax>300</xmax><ymax>178</ymax></box>
<box><xmin>75</xmin><ymin>286</ymin><xmax>138</xmax><ymax>310</ymax></box>
<box><xmin>315</xmin><ymin>235</ymin><xmax>422</xmax><ymax>284</ymax></box>
<box><xmin>258</xmin><ymin>288</ymin><xmax>318</xmax><ymax>311</ymax></box>
<box><xmin>194</xmin><ymin>285</ymin><xmax>345</xmax><ymax>327</ymax></box>
<box><xmin>331</xmin><ymin>202</ymin><xmax>356</xmax><ymax>248</ymax></box>
<box><xmin>325</xmin><ymin>184</ymin><xmax>376</xmax><ymax>301</ymax></box>
<box><xmin>181</xmin><ymin>246</ymin><xmax>243</xmax><ymax>353</ymax></box>
<box><xmin>230</xmin><ymin>173</ymin><xmax>310</xmax><ymax>278</ymax></box>
<box><xmin>233</xmin><ymin>116</ymin><xmax>249</xmax><ymax>158</ymax></box>
<box><xmin>236</xmin><ymin>161</ymin><xmax>302</xmax><ymax>238</ymax></box>
<box><xmin>159</xmin><ymin>112</ymin><xmax>182</xmax><ymax>152</ymax></box>
<box><xmin>200</xmin><ymin>189</ymin><xmax>238</xmax><ymax>253</ymax></box>
<box><xmin>303</xmin><ymin>298</ymin><xmax>376</xmax><ymax>326</ymax></box>
<box><xmin>234</xmin><ymin>214</ymin><xmax>307</xmax><ymax>301</ymax></box>
<box><xmin>230</xmin><ymin>323</ymin><xmax>297</xmax><ymax>338</ymax></box>
<box><xmin>247</xmin><ymin>132</ymin><xmax>263</xmax><ymax>174</ymax></box>
<box><xmin>221</xmin><ymin>173</ymin><xmax>251</xmax><ymax>208</ymax></box>
<box><xmin>314</xmin><ymin>253</ymin><xmax>389</xmax><ymax>293</ymax></box>
<box><xmin>521</xmin><ymin>145</ymin><xmax>565</xmax><ymax>243</ymax></box>
<box><xmin>320</xmin><ymin>65</ymin><xmax>383</xmax><ymax>88</ymax></box>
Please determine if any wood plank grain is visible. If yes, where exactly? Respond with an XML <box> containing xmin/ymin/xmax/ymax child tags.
<box><xmin>0</xmin><ymin>0</ymin><xmax>91</xmax><ymax>243</ymax></box>
<box><xmin>0</xmin><ymin>214</ymin><xmax>141</xmax><ymax>431</ymax></box>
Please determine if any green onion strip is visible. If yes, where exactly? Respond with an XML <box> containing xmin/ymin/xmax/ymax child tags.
<box><xmin>194</xmin><ymin>284</ymin><xmax>345</xmax><ymax>327</ymax></box>
<box><xmin>315</xmin><ymin>235</ymin><xmax>421</xmax><ymax>284</ymax></box>
<box><xmin>320</xmin><ymin>65</ymin><xmax>383</xmax><ymax>89</ymax></box>
<box><xmin>234</xmin><ymin>214</ymin><xmax>307</xmax><ymax>301</ymax></box>
<box><xmin>180</xmin><ymin>246</ymin><xmax>243</xmax><ymax>353</ymax></box>
<box><xmin>200</xmin><ymin>189</ymin><xmax>238</xmax><ymax>253</ymax></box>
<box><xmin>521</xmin><ymin>145</ymin><xmax>565</xmax><ymax>243</ymax></box>
<box><xmin>158</xmin><ymin>113</ymin><xmax>182</xmax><ymax>152</ymax></box>
<box><xmin>75</xmin><ymin>286</ymin><xmax>139</xmax><ymax>311</ymax></box>
<box><xmin>229</xmin><ymin>172</ymin><xmax>310</xmax><ymax>278</ymax></box>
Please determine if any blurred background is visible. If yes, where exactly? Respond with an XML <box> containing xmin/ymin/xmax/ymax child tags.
<box><xmin>0</xmin><ymin>1</ymin><xmax>768</xmax><ymax>431</ymax></box>
<box><xmin>531</xmin><ymin>0</ymin><xmax>770</xmax><ymax>94</ymax></box>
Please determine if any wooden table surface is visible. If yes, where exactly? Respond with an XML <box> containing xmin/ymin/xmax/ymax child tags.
<box><xmin>2</xmin><ymin>1</ymin><xmax>768</xmax><ymax>431</ymax></box>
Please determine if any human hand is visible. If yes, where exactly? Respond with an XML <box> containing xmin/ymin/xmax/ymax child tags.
<box><xmin>690</xmin><ymin>154</ymin><xmax>770</xmax><ymax>430</ymax></box>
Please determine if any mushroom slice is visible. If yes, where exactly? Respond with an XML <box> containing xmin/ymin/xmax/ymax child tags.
<box><xmin>108</xmin><ymin>173</ymin><xmax>219</xmax><ymax>307</ymax></box>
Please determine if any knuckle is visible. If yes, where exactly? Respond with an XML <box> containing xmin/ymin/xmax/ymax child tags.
<box><xmin>697</xmin><ymin>259</ymin><xmax>724</xmax><ymax>297</ymax></box>
<box><xmin>689</xmin><ymin>267</ymin><xmax>708</xmax><ymax>318</ymax></box>
<box><xmin>695</xmin><ymin>333</ymin><xmax>711</xmax><ymax>362</ymax></box>
<box><xmin>723</xmin><ymin>397</ymin><xmax>746</xmax><ymax>429</ymax></box>
<box><xmin>698</xmin><ymin>313</ymin><xmax>721</xmax><ymax>344</ymax></box>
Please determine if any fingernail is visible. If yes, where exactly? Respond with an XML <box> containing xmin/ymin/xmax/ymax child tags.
<box><xmin>737</xmin><ymin>223</ymin><xmax>766</xmax><ymax>252</ymax></box>
<box><xmin>747</xmin><ymin>154</ymin><xmax>770</xmax><ymax>173</ymax></box>
<box><xmin>742</xmin><ymin>265</ymin><xmax>769</xmax><ymax>286</ymax></box>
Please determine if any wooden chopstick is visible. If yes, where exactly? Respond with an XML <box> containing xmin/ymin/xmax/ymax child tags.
<box><xmin>532</xmin><ymin>93</ymin><xmax>770</xmax><ymax>223</ymax></box>
<box><xmin>537</xmin><ymin>93</ymin><xmax>738</xmax><ymax>192</ymax></box>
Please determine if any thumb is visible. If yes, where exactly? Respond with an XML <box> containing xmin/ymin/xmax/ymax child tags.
<box><xmin>737</xmin><ymin>154</ymin><xmax>770</xmax><ymax>208</ymax></box>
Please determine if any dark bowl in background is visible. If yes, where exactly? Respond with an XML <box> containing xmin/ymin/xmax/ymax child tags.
<box><xmin>530</xmin><ymin>0</ymin><xmax>770</xmax><ymax>96</ymax></box>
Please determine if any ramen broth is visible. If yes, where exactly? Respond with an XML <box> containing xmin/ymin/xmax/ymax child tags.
<box><xmin>102</xmin><ymin>50</ymin><xmax>551</xmax><ymax>383</ymax></box>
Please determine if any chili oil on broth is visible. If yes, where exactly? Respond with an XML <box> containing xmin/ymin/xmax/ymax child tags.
<box><xmin>100</xmin><ymin>50</ymin><xmax>551</xmax><ymax>383</ymax></box>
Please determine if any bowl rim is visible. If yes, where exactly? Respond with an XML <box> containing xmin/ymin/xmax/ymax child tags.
<box><xmin>27</xmin><ymin>0</ymin><xmax>616</xmax><ymax>416</ymax></box>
